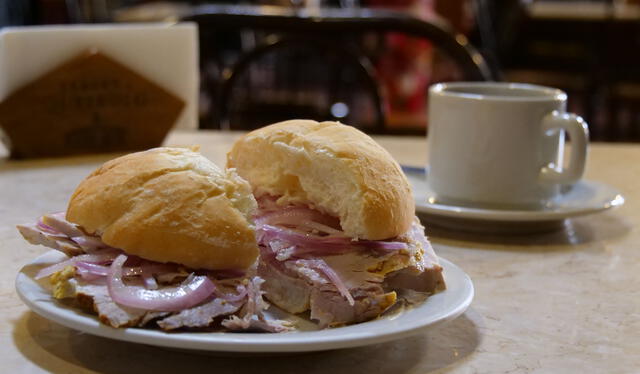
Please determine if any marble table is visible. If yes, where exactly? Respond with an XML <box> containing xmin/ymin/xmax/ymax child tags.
<box><xmin>1</xmin><ymin>130</ymin><xmax>638</xmax><ymax>373</ymax></box>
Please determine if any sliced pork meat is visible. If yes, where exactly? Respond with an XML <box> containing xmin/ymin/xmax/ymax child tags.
<box><xmin>40</xmin><ymin>212</ymin><xmax>108</xmax><ymax>252</ymax></box>
<box><xmin>157</xmin><ymin>298</ymin><xmax>242</xmax><ymax>330</ymax></box>
<box><xmin>222</xmin><ymin>314</ymin><xmax>292</xmax><ymax>333</ymax></box>
<box><xmin>309</xmin><ymin>285</ymin><xmax>397</xmax><ymax>327</ymax></box>
<box><xmin>257</xmin><ymin>246</ymin><xmax>401</xmax><ymax>327</ymax></box>
<box><xmin>75</xmin><ymin>282</ymin><xmax>149</xmax><ymax>328</ymax></box>
<box><xmin>255</xmin><ymin>199</ymin><xmax>445</xmax><ymax>327</ymax></box>
<box><xmin>50</xmin><ymin>265</ymin><xmax>161</xmax><ymax>328</ymax></box>
<box><xmin>258</xmin><ymin>257</ymin><xmax>311</xmax><ymax>313</ymax></box>
<box><xmin>17</xmin><ymin>213</ymin><xmax>109</xmax><ymax>255</ymax></box>
<box><xmin>138</xmin><ymin>311</ymin><xmax>171</xmax><ymax>327</ymax></box>
<box><xmin>17</xmin><ymin>223</ymin><xmax>84</xmax><ymax>256</ymax></box>
<box><xmin>222</xmin><ymin>277</ymin><xmax>294</xmax><ymax>333</ymax></box>
<box><xmin>20</xmin><ymin>213</ymin><xmax>291</xmax><ymax>332</ymax></box>
<box><xmin>385</xmin><ymin>223</ymin><xmax>445</xmax><ymax>293</ymax></box>
<box><xmin>396</xmin><ymin>289</ymin><xmax>431</xmax><ymax>306</ymax></box>
<box><xmin>51</xmin><ymin>267</ymin><xmax>281</xmax><ymax>331</ymax></box>
<box><xmin>21</xmin><ymin>208</ymin><xmax>442</xmax><ymax>332</ymax></box>
<box><xmin>384</xmin><ymin>267</ymin><xmax>445</xmax><ymax>293</ymax></box>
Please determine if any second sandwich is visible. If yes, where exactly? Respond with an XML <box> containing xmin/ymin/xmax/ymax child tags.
<box><xmin>228</xmin><ymin>120</ymin><xmax>446</xmax><ymax>327</ymax></box>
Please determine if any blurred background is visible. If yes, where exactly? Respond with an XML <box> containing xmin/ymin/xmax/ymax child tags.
<box><xmin>2</xmin><ymin>0</ymin><xmax>640</xmax><ymax>141</ymax></box>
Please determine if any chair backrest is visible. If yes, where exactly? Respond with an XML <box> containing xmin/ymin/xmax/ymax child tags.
<box><xmin>183</xmin><ymin>5</ymin><xmax>495</xmax><ymax>132</ymax></box>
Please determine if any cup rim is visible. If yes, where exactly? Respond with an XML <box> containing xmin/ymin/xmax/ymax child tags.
<box><xmin>429</xmin><ymin>82</ymin><xmax>567</xmax><ymax>102</ymax></box>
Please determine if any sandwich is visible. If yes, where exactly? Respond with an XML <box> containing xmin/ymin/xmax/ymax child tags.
<box><xmin>227</xmin><ymin>120</ymin><xmax>445</xmax><ymax>327</ymax></box>
<box><xmin>17</xmin><ymin>147</ymin><xmax>289</xmax><ymax>332</ymax></box>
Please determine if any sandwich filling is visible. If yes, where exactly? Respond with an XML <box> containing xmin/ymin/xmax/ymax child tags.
<box><xmin>255</xmin><ymin>196</ymin><xmax>445</xmax><ymax>327</ymax></box>
<box><xmin>18</xmin><ymin>212</ymin><xmax>290</xmax><ymax>332</ymax></box>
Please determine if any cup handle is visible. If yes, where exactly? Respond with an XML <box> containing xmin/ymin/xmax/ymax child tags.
<box><xmin>539</xmin><ymin>110</ymin><xmax>589</xmax><ymax>184</ymax></box>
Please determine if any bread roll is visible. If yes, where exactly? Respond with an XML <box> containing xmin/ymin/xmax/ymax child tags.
<box><xmin>66</xmin><ymin>147</ymin><xmax>258</xmax><ymax>270</ymax></box>
<box><xmin>227</xmin><ymin>120</ymin><xmax>414</xmax><ymax>240</ymax></box>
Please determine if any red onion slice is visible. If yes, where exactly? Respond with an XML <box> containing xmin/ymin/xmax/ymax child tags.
<box><xmin>256</xmin><ymin>203</ymin><xmax>409</xmax><ymax>255</ymax></box>
<box><xmin>41</xmin><ymin>213</ymin><xmax>109</xmax><ymax>252</ymax></box>
<box><xmin>141</xmin><ymin>265</ymin><xmax>159</xmax><ymax>290</ymax></box>
<box><xmin>107</xmin><ymin>255</ymin><xmax>216</xmax><ymax>312</ymax></box>
<box><xmin>75</xmin><ymin>261</ymin><xmax>177</xmax><ymax>290</ymax></box>
<box><xmin>295</xmin><ymin>259</ymin><xmax>354</xmax><ymax>306</ymax></box>
<box><xmin>74</xmin><ymin>262</ymin><xmax>169</xmax><ymax>277</ymax></box>
<box><xmin>35</xmin><ymin>250</ymin><xmax>121</xmax><ymax>280</ymax></box>
<box><xmin>363</xmin><ymin>241</ymin><xmax>409</xmax><ymax>251</ymax></box>
<box><xmin>75</xmin><ymin>261</ymin><xmax>110</xmax><ymax>276</ymax></box>
<box><xmin>76</xmin><ymin>267</ymin><xmax>106</xmax><ymax>282</ymax></box>
<box><xmin>70</xmin><ymin>235</ymin><xmax>109</xmax><ymax>252</ymax></box>
<box><xmin>36</xmin><ymin>218</ymin><xmax>59</xmax><ymax>234</ymax></box>
<box><xmin>258</xmin><ymin>224</ymin><xmax>408</xmax><ymax>257</ymax></box>
<box><xmin>42</xmin><ymin>212</ymin><xmax>84</xmax><ymax>238</ymax></box>
<box><xmin>259</xmin><ymin>224</ymin><xmax>352</xmax><ymax>249</ymax></box>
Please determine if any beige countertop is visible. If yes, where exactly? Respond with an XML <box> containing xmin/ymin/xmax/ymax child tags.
<box><xmin>1</xmin><ymin>130</ymin><xmax>638</xmax><ymax>373</ymax></box>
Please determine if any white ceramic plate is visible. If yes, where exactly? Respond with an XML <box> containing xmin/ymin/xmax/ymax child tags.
<box><xmin>403</xmin><ymin>166</ymin><xmax>624</xmax><ymax>222</ymax></box>
<box><xmin>16</xmin><ymin>250</ymin><xmax>473</xmax><ymax>353</ymax></box>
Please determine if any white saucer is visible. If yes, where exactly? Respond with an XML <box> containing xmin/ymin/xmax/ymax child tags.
<box><xmin>16</xmin><ymin>250</ymin><xmax>473</xmax><ymax>354</ymax></box>
<box><xmin>403</xmin><ymin>166</ymin><xmax>624</xmax><ymax>223</ymax></box>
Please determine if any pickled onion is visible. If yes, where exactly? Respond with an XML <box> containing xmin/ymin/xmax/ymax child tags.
<box><xmin>107</xmin><ymin>254</ymin><xmax>216</xmax><ymax>311</ymax></box>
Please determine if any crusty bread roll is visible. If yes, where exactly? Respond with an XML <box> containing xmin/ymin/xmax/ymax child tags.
<box><xmin>227</xmin><ymin>120</ymin><xmax>414</xmax><ymax>240</ymax></box>
<box><xmin>66</xmin><ymin>147</ymin><xmax>258</xmax><ymax>270</ymax></box>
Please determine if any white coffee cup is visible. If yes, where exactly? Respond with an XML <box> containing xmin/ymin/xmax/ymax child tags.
<box><xmin>427</xmin><ymin>82</ymin><xmax>589</xmax><ymax>208</ymax></box>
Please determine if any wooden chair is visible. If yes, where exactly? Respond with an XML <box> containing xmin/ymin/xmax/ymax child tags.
<box><xmin>183</xmin><ymin>5</ymin><xmax>495</xmax><ymax>133</ymax></box>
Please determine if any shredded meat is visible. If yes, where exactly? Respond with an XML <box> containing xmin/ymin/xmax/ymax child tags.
<box><xmin>258</xmin><ymin>257</ymin><xmax>311</xmax><ymax>313</ymax></box>
<box><xmin>157</xmin><ymin>298</ymin><xmax>242</xmax><ymax>330</ymax></box>
<box><xmin>221</xmin><ymin>277</ymin><xmax>294</xmax><ymax>332</ymax></box>
<box><xmin>75</xmin><ymin>282</ymin><xmax>148</xmax><ymax>328</ymax></box>
<box><xmin>17</xmin><ymin>224</ymin><xmax>83</xmax><ymax>256</ymax></box>
<box><xmin>258</xmin><ymin>247</ymin><xmax>398</xmax><ymax>327</ymax></box>
<box><xmin>257</xmin><ymin>220</ymin><xmax>445</xmax><ymax>327</ymax></box>
<box><xmin>309</xmin><ymin>285</ymin><xmax>397</xmax><ymax>327</ymax></box>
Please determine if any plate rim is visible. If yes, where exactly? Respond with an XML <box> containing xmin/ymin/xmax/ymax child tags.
<box><xmin>405</xmin><ymin>168</ymin><xmax>624</xmax><ymax>222</ymax></box>
<box><xmin>15</xmin><ymin>250</ymin><xmax>474</xmax><ymax>353</ymax></box>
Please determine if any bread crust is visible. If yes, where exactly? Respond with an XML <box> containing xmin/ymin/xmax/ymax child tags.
<box><xmin>66</xmin><ymin>147</ymin><xmax>258</xmax><ymax>270</ymax></box>
<box><xmin>227</xmin><ymin>120</ymin><xmax>414</xmax><ymax>240</ymax></box>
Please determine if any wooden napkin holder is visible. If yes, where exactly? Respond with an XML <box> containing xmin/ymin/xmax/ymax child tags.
<box><xmin>0</xmin><ymin>50</ymin><xmax>184</xmax><ymax>159</ymax></box>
